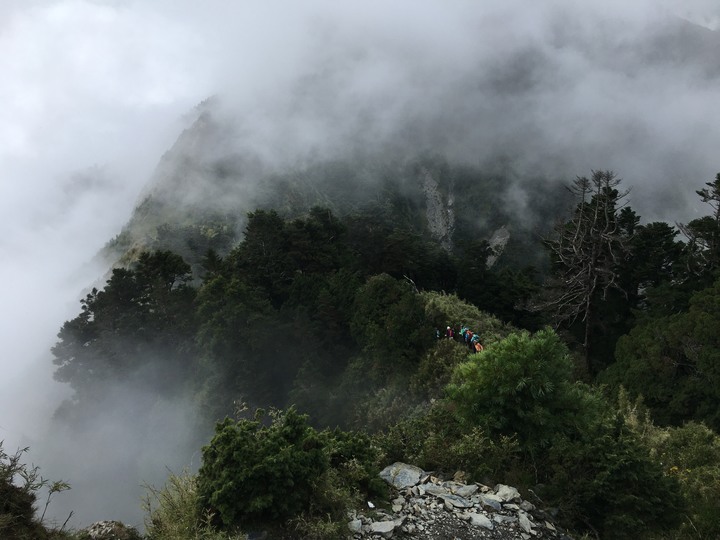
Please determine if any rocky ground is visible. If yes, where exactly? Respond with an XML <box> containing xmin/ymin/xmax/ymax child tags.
<box><xmin>79</xmin><ymin>463</ymin><xmax>574</xmax><ymax>540</ymax></box>
<box><xmin>348</xmin><ymin>462</ymin><xmax>574</xmax><ymax>540</ymax></box>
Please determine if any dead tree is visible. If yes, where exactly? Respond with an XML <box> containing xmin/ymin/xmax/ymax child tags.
<box><xmin>539</xmin><ymin>170</ymin><xmax>630</xmax><ymax>373</ymax></box>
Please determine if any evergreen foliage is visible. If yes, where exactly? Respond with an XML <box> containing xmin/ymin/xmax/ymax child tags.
<box><xmin>617</xmin><ymin>394</ymin><xmax>720</xmax><ymax>539</ymax></box>
<box><xmin>410</xmin><ymin>339</ymin><xmax>470</xmax><ymax>400</ymax></box>
<box><xmin>52</xmin><ymin>251</ymin><xmax>197</xmax><ymax>401</ymax></box>
<box><xmin>143</xmin><ymin>470</ymin><xmax>244</xmax><ymax>540</ymax></box>
<box><xmin>350</xmin><ymin>273</ymin><xmax>433</xmax><ymax>378</ymax></box>
<box><xmin>446</xmin><ymin>329</ymin><xmax>684</xmax><ymax>537</ymax></box>
<box><xmin>447</xmin><ymin>328</ymin><xmax>592</xmax><ymax>449</ymax></box>
<box><xmin>197</xmin><ymin>408</ymin><xmax>329</xmax><ymax>529</ymax></box>
<box><xmin>196</xmin><ymin>407</ymin><xmax>383</xmax><ymax>535</ymax></box>
<box><xmin>604</xmin><ymin>276</ymin><xmax>720</xmax><ymax>430</ymax></box>
<box><xmin>654</xmin><ymin>422</ymin><xmax>720</xmax><ymax>539</ymax></box>
<box><xmin>678</xmin><ymin>173</ymin><xmax>720</xmax><ymax>282</ymax></box>
<box><xmin>542</xmin><ymin>414</ymin><xmax>684</xmax><ymax>539</ymax></box>
<box><xmin>377</xmin><ymin>401</ymin><xmax>522</xmax><ymax>482</ymax></box>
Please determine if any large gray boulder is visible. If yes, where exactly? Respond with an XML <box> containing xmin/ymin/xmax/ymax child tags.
<box><xmin>379</xmin><ymin>462</ymin><xmax>425</xmax><ymax>489</ymax></box>
<box><xmin>370</xmin><ymin>520</ymin><xmax>396</xmax><ymax>538</ymax></box>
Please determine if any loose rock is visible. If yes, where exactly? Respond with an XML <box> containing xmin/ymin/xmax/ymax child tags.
<box><xmin>348</xmin><ymin>462</ymin><xmax>574</xmax><ymax>539</ymax></box>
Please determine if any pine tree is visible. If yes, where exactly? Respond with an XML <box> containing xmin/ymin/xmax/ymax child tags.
<box><xmin>678</xmin><ymin>173</ymin><xmax>720</xmax><ymax>281</ymax></box>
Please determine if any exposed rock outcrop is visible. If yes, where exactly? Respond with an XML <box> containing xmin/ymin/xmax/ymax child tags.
<box><xmin>80</xmin><ymin>520</ymin><xmax>142</xmax><ymax>540</ymax></box>
<box><xmin>350</xmin><ymin>462</ymin><xmax>571</xmax><ymax>539</ymax></box>
<box><xmin>486</xmin><ymin>225</ymin><xmax>510</xmax><ymax>268</ymax></box>
<box><xmin>420</xmin><ymin>168</ymin><xmax>455</xmax><ymax>252</ymax></box>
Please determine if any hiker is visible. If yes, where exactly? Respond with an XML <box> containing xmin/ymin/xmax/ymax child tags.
<box><xmin>470</xmin><ymin>333</ymin><xmax>483</xmax><ymax>353</ymax></box>
<box><xmin>465</xmin><ymin>330</ymin><xmax>475</xmax><ymax>351</ymax></box>
<box><xmin>445</xmin><ymin>326</ymin><xmax>455</xmax><ymax>339</ymax></box>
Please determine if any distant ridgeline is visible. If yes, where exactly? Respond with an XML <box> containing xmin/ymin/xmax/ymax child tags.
<box><xmin>102</xmin><ymin>106</ymin><xmax>566</xmax><ymax>278</ymax></box>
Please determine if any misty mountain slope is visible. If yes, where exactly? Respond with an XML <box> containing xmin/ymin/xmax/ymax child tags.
<box><xmin>99</xmin><ymin>14</ymin><xmax>720</xmax><ymax>276</ymax></box>
<box><xmin>100</xmin><ymin>102</ymin><xmax>584</xmax><ymax>287</ymax></box>
<box><xmin>636</xmin><ymin>17</ymin><xmax>720</xmax><ymax>77</ymax></box>
<box><xmin>102</xmin><ymin>107</ymin><xmax>260</xmax><ymax>270</ymax></box>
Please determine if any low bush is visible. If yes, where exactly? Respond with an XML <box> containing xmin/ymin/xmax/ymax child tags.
<box><xmin>444</xmin><ymin>329</ymin><xmax>686</xmax><ymax>538</ymax></box>
<box><xmin>649</xmin><ymin>422</ymin><xmax>720</xmax><ymax>539</ymax></box>
<box><xmin>410</xmin><ymin>339</ymin><xmax>470</xmax><ymax>400</ymax></box>
<box><xmin>197</xmin><ymin>407</ymin><xmax>328</xmax><ymax>530</ymax></box>
<box><xmin>324</xmin><ymin>428</ymin><xmax>386</xmax><ymax>499</ymax></box>
<box><xmin>377</xmin><ymin>402</ymin><xmax>521</xmax><ymax>482</ymax></box>
<box><xmin>197</xmin><ymin>407</ymin><xmax>385</xmax><ymax>535</ymax></box>
<box><xmin>447</xmin><ymin>328</ymin><xmax>599</xmax><ymax>449</ymax></box>
<box><xmin>541</xmin><ymin>413</ymin><xmax>684</xmax><ymax>539</ymax></box>
<box><xmin>615</xmin><ymin>391</ymin><xmax>720</xmax><ymax>539</ymax></box>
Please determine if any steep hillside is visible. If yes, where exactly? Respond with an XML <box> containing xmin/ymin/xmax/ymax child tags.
<box><xmin>102</xmin><ymin>102</ymin><xmax>569</xmax><ymax>282</ymax></box>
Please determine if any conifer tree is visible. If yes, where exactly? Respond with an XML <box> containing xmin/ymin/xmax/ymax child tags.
<box><xmin>678</xmin><ymin>173</ymin><xmax>720</xmax><ymax>281</ymax></box>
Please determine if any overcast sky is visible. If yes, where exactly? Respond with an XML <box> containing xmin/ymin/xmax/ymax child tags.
<box><xmin>1</xmin><ymin>0</ymin><xmax>720</xmax><ymax>529</ymax></box>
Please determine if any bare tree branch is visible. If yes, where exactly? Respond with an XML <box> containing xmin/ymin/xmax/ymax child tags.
<box><xmin>536</xmin><ymin>170</ymin><xmax>631</xmax><ymax>371</ymax></box>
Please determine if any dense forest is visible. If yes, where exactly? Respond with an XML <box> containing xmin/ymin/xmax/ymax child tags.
<box><xmin>4</xmin><ymin>157</ymin><xmax>720</xmax><ymax>539</ymax></box>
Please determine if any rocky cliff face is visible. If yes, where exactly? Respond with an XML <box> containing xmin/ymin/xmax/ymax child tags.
<box><xmin>420</xmin><ymin>168</ymin><xmax>455</xmax><ymax>252</ymax></box>
<box><xmin>486</xmin><ymin>226</ymin><xmax>511</xmax><ymax>269</ymax></box>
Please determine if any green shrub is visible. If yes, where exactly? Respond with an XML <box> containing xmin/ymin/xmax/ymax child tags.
<box><xmin>444</xmin><ymin>330</ymin><xmax>686</xmax><ymax>538</ymax></box>
<box><xmin>146</xmin><ymin>424</ymin><xmax>386</xmax><ymax>540</ymax></box>
<box><xmin>350</xmin><ymin>274</ymin><xmax>433</xmax><ymax>378</ymax></box>
<box><xmin>615</xmin><ymin>391</ymin><xmax>720</xmax><ymax>539</ymax></box>
<box><xmin>541</xmin><ymin>413</ymin><xmax>684</xmax><ymax>540</ymax></box>
<box><xmin>323</xmin><ymin>428</ymin><xmax>386</xmax><ymax>500</ymax></box>
<box><xmin>377</xmin><ymin>402</ymin><xmax>521</xmax><ymax>482</ymax></box>
<box><xmin>446</xmin><ymin>328</ymin><xmax>598</xmax><ymax>449</ymax></box>
<box><xmin>197</xmin><ymin>407</ymin><xmax>329</xmax><ymax>530</ymax></box>
<box><xmin>196</xmin><ymin>407</ymin><xmax>386</xmax><ymax>534</ymax></box>
<box><xmin>350</xmin><ymin>383</ymin><xmax>420</xmax><ymax>432</ymax></box>
<box><xmin>604</xmin><ymin>278</ymin><xmax>720</xmax><ymax>431</ymax></box>
<box><xmin>410</xmin><ymin>339</ymin><xmax>471</xmax><ymax>400</ymax></box>
<box><xmin>280</xmin><ymin>432</ymin><xmax>383</xmax><ymax>539</ymax></box>
<box><xmin>653</xmin><ymin>422</ymin><xmax>720</xmax><ymax>539</ymax></box>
